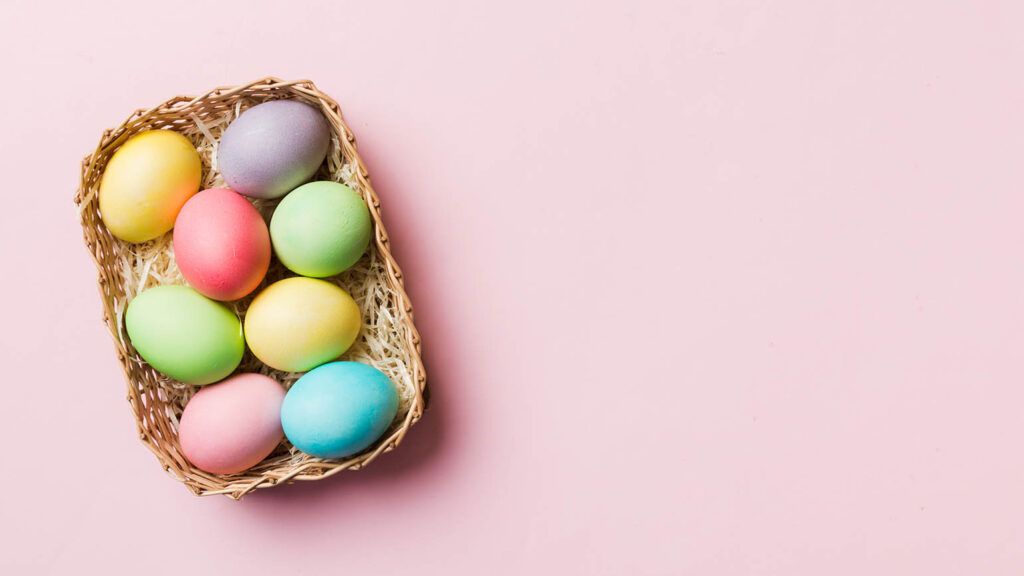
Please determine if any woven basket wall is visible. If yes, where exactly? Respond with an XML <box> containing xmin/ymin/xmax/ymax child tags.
<box><xmin>74</xmin><ymin>77</ymin><xmax>427</xmax><ymax>499</ymax></box>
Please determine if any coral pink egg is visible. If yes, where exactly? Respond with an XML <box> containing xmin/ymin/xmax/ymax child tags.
<box><xmin>179</xmin><ymin>373</ymin><xmax>285</xmax><ymax>475</ymax></box>
<box><xmin>173</xmin><ymin>188</ymin><xmax>270</xmax><ymax>301</ymax></box>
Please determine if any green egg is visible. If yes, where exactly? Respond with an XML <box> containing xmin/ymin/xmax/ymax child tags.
<box><xmin>270</xmin><ymin>181</ymin><xmax>372</xmax><ymax>277</ymax></box>
<box><xmin>125</xmin><ymin>285</ymin><xmax>244</xmax><ymax>385</ymax></box>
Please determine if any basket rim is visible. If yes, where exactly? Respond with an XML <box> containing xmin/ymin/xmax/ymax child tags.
<box><xmin>75</xmin><ymin>76</ymin><xmax>428</xmax><ymax>499</ymax></box>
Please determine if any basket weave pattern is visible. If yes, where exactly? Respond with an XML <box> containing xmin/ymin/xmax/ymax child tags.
<box><xmin>75</xmin><ymin>78</ymin><xmax>427</xmax><ymax>499</ymax></box>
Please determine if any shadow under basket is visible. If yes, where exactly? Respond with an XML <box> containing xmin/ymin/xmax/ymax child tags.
<box><xmin>75</xmin><ymin>77</ymin><xmax>427</xmax><ymax>499</ymax></box>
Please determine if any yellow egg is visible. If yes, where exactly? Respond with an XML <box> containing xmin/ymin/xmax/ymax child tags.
<box><xmin>99</xmin><ymin>130</ymin><xmax>201</xmax><ymax>243</ymax></box>
<box><xmin>244</xmin><ymin>277</ymin><xmax>362</xmax><ymax>372</ymax></box>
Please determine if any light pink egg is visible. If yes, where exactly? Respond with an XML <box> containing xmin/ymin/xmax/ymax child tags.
<box><xmin>173</xmin><ymin>188</ymin><xmax>270</xmax><ymax>301</ymax></box>
<box><xmin>179</xmin><ymin>373</ymin><xmax>285</xmax><ymax>475</ymax></box>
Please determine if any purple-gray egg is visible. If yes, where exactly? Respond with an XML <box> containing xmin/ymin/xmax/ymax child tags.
<box><xmin>217</xmin><ymin>100</ymin><xmax>331</xmax><ymax>200</ymax></box>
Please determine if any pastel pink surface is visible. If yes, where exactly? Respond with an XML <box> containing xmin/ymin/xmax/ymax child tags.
<box><xmin>6</xmin><ymin>1</ymin><xmax>1024</xmax><ymax>575</ymax></box>
<box><xmin>173</xmin><ymin>188</ymin><xmax>270</xmax><ymax>301</ymax></box>
<box><xmin>178</xmin><ymin>373</ymin><xmax>285</xmax><ymax>475</ymax></box>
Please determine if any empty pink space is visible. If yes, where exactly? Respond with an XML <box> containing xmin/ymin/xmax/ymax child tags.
<box><xmin>2</xmin><ymin>1</ymin><xmax>1024</xmax><ymax>574</ymax></box>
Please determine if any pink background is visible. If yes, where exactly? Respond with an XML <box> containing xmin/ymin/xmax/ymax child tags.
<box><xmin>3</xmin><ymin>0</ymin><xmax>1024</xmax><ymax>573</ymax></box>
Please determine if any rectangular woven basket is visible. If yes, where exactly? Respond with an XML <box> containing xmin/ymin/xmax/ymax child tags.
<box><xmin>74</xmin><ymin>77</ymin><xmax>427</xmax><ymax>499</ymax></box>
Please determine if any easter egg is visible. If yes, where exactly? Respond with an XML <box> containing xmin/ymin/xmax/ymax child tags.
<box><xmin>281</xmin><ymin>362</ymin><xmax>399</xmax><ymax>459</ymax></box>
<box><xmin>173</xmin><ymin>188</ymin><xmax>271</xmax><ymax>301</ymax></box>
<box><xmin>243</xmin><ymin>277</ymin><xmax>361</xmax><ymax>372</ymax></box>
<box><xmin>126</xmin><ymin>285</ymin><xmax>244</xmax><ymax>385</ymax></box>
<box><xmin>217</xmin><ymin>100</ymin><xmax>331</xmax><ymax>199</ymax></box>
<box><xmin>179</xmin><ymin>373</ymin><xmax>285</xmax><ymax>474</ymax></box>
<box><xmin>270</xmin><ymin>181</ymin><xmax>372</xmax><ymax>277</ymax></box>
<box><xmin>99</xmin><ymin>130</ymin><xmax>201</xmax><ymax>243</ymax></box>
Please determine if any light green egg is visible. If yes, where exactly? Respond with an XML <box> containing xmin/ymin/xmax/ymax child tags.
<box><xmin>125</xmin><ymin>285</ymin><xmax>244</xmax><ymax>385</ymax></box>
<box><xmin>269</xmin><ymin>181</ymin><xmax>372</xmax><ymax>277</ymax></box>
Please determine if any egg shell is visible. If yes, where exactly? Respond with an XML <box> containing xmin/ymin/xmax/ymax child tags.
<box><xmin>173</xmin><ymin>188</ymin><xmax>271</xmax><ymax>301</ymax></box>
<box><xmin>270</xmin><ymin>181</ymin><xmax>371</xmax><ymax>277</ymax></box>
<box><xmin>281</xmin><ymin>362</ymin><xmax>399</xmax><ymax>459</ymax></box>
<box><xmin>179</xmin><ymin>373</ymin><xmax>285</xmax><ymax>474</ymax></box>
<box><xmin>126</xmin><ymin>285</ymin><xmax>244</xmax><ymax>385</ymax></box>
<box><xmin>99</xmin><ymin>130</ymin><xmax>201</xmax><ymax>243</ymax></box>
<box><xmin>217</xmin><ymin>100</ymin><xmax>331</xmax><ymax>199</ymax></box>
<box><xmin>243</xmin><ymin>277</ymin><xmax>361</xmax><ymax>372</ymax></box>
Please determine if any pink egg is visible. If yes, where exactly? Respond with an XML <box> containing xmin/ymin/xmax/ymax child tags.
<box><xmin>173</xmin><ymin>188</ymin><xmax>270</xmax><ymax>301</ymax></box>
<box><xmin>179</xmin><ymin>373</ymin><xmax>285</xmax><ymax>475</ymax></box>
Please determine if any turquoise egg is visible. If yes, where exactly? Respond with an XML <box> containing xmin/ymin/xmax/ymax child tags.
<box><xmin>281</xmin><ymin>362</ymin><xmax>399</xmax><ymax>459</ymax></box>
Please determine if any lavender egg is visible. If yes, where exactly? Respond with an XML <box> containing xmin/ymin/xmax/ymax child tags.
<box><xmin>217</xmin><ymin>100</ymin><xmax>331</xmax><ymax>199</ymax></box>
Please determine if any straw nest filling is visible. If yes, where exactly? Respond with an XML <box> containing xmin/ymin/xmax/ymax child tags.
<box><xmin>75</xmin><ymin>79</ymin><xmax>425</xmax><ymax>499</ymax></box>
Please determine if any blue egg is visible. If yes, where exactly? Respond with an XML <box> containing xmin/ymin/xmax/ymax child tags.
<box><xmin>281</xmin><ymin>362</ymin><xmax>400</xmax><ymax>459</ymax></box>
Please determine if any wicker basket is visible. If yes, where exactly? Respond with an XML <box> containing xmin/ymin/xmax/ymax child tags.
<box><xmin>75</xmin><ymin>77</ymin><xmax>427</xmax><ymax>499</ymax></box>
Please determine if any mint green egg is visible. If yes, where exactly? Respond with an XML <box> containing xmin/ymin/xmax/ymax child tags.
<box><xmin>269</xmin><ymin>181</ymin><xmax>371</xmax><ymax>277</ymax></box>
<box><xmin>125</xmin><ymin>285</ymin><xmax>244</xmax><ymax>385</ymax></box>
